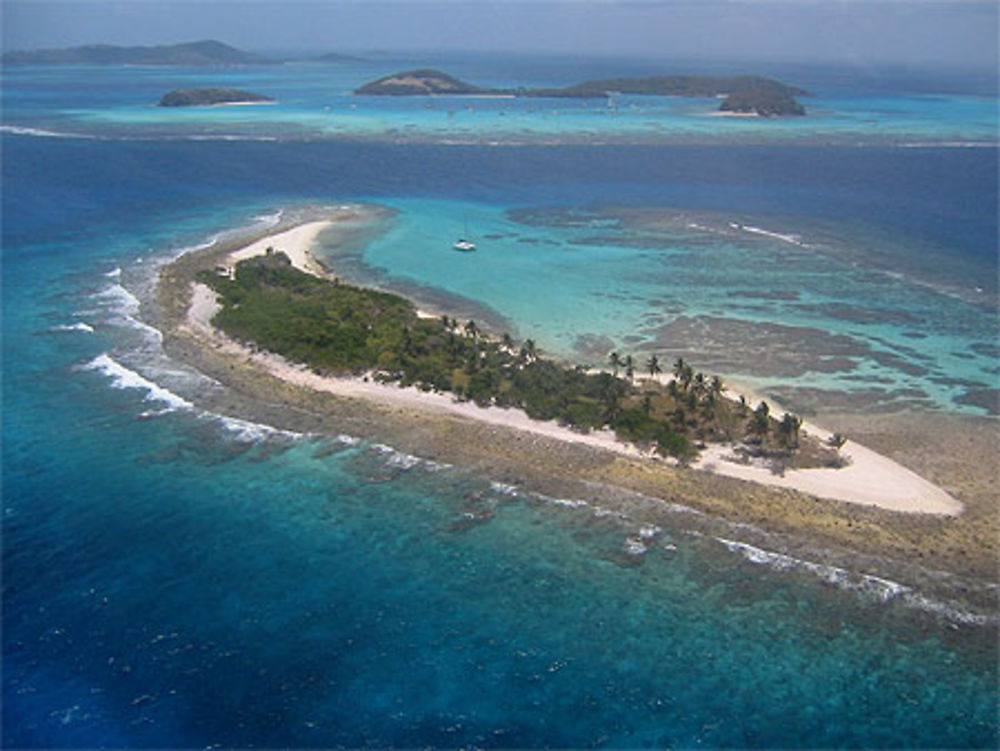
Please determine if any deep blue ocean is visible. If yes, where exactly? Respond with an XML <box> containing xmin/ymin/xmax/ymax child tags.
<box><xmin>2</xmin><ymin>55</ymin><xmax>998</xmax><ymax>748</ymax></box>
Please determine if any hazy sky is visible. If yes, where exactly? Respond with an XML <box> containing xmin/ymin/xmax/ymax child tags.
<box><xmin>2</xmin><ymin>0</ymin><xmax>997</xmax><ymax>67</ymax></box>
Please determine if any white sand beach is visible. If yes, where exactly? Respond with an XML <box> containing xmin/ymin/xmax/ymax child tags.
<box><xmin>226</xmin><ymin>220</ymin><xmax>334</xmax><ymax>277</ymax></box>
<box><xmin>187</xmin><ymin>220</ymin><xmax>964</xmax><ymax>517</ymax></box>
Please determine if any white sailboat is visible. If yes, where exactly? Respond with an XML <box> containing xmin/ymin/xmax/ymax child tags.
<box><xmin>453</xmin><ymin>213</ymin><xmax>476</xmax><ymax>251</ymax></box>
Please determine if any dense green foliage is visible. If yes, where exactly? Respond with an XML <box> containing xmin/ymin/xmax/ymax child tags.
<box><xmin>524</xmin><ymin>74</ymin><xmax>808</xmax><ymax>99</ymax></box>
<box><xmin>719</xmin><ymin>88</ymin><xmax>806</xmax><ymax>116</ymax></box>
<box><xmin>354</xmin><ymin>69</ymin><xmax>489</xmax><ymax>95</ymax></box>
<box><xmin>354</xmin><ymin>70</ymin><xmax>809</xmax><ymax>116</ymax></box>
<box><xmin>204</xmin><ymin>253</ymin><xmax>810</xmax><ymax>461</ymax></box>
<box><xmin>204</xmin><ymin>254</ymin><xmax>695</xmax><ymax>457</ymax></box>
<box><xmin>158</xmin><ymin>88</ymin><xmax>274</xmax><ymax>107</ymax></box>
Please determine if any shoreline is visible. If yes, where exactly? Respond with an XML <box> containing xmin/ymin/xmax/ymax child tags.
<box><xmin>155</xmin><ymin>207</ymin><xmax>998</xmax><ymax>594</ymax></box>
<box><xmin>196</xmin><ymin>216</ymin><xmax>962</xmax><ymax>516</ymax></box>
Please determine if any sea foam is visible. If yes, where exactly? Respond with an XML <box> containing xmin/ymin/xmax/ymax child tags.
<box><xmin>730</xmin><ymin>222</ymin><xmax>808</xmax><ymax>247</ymax></box>
<box><xmin>81</xmin><ymin>354</ymin><xmax>193</xmax><ymax>411</ymax></box>
<box><xmin>49</xmin><ymin>322</ymin><xmax>95</xmax><ymax>333</ymax></box>
<box><xmin>715</xmin><ymin>536</ymin><xmax>997</xmax><ymax>626</ymax></box>
<box><xmin>0</xmin><ymin>124</ymin><xmax>94</xmax><ymax>139</ymax></box>
<box><xmin>212</xmin><ymin>414</ymin><xmax>304</xmax><ymax>442</ymax></box>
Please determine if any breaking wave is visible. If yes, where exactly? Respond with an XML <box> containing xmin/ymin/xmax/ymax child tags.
<box><xmin>0</xmin><ymin>125</ymin><xmax>96</xmax><ymax>139</ymax></box>
<box><xmin>49</xmin><ymin>322</ymin><xmax>95</xmax><ymax>333</ymax></box>
<box><xmin>81</xmin><ymin>354</ymin><xmax>194</xmax><ymax>412</ymax></box>
<box><xmin>715</xmin><ymin>537</ymin><xmax>997</xmax><ymax>626</ymax></box>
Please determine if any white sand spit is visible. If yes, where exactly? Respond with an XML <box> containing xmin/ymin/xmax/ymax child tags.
<box><xmin>692</xmin><ymin>441</ymin><xmax>962</xmax><ymax>515</ymax></box>
<box><xmin>227</xmin><ymin>221</ymin><xmax>333</xmax><ymax>277</ymax></box>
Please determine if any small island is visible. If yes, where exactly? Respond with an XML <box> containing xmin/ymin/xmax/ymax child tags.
<box><xmin>719</xmin><ymin>88</ymin><xmax>806</xmax><ymax>116</ymax></box>
<box><xmin>157</xmin><ymin>88</ymin><xmax>275</xmax><ymax>107</ymax></box>
<box><xmin>152</xmin><ymin>209</ymin><xmax>970</xmax><ymax>603</ymax></box>
<box><xmin>313</xmin><ymin>52</ymin><xmax>366</xmax><ymax>63</ymax></box>
<box><xmin>199</xmin><ymin>248</ymin><xmax>840</xmax><ymax>469</ymax></box>
<box><xmin>354</xmin><ymin>69</ymin><xmax>490</xmax><ymax>96</ymax></box>
<box><xmin>354</xmin><ymin>70</ymin><xmax>809</xmax><ymax>115</ymax></box>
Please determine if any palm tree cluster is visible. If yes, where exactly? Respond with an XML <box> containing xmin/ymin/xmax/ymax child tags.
<box><xmin>604</xmin><ymin>353</ymin><xmax>805</xmax><ymax>453</ymax></box>
<box><xmin>206</xmin><ymin>253</ymin><xmax>807</xmax><ymax>463</ymax></box>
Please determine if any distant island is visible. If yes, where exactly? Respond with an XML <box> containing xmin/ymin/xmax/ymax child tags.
<box><xmin>157</xmin><ymin>88</ymin><xmax>275</xmax><ymax>107</ymax></box>
<box><xmin>719</xmin><ymin>88</ymin><xmax>806</xmax><ymax>116</ymax></box>
<box><xmin>355</xmin><ymin>69</ymin><xmax>490</xmax><ymax>96</ymax></box>
<box><xmin>1</xmin><ymin>39</ymin><xmax>272</xmax><ymax>66</ymax></box>
<box><xmin>313</xmin><ymin>52</ymin><xmax>366</xmax><ymax>63</ymax></box>
<box><xmin>355</xmin><ymin>69</ymin><xmax>809</xmax><ymax>116</ymax></box>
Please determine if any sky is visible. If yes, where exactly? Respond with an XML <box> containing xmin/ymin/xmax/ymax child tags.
<box><xmin>2</xmin><ymin>0</ymin><xmax>997</xmax><ymax>68</ymax></box>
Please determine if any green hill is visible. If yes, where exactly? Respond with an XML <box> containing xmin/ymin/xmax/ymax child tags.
<box><xmin>354</xmin><ymin>69</ymin><xmax>490</xmax><ymax>95</ymax></box>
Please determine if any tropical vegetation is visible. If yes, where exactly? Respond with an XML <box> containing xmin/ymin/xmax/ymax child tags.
<box><xmin>202</xmin><ymin>252</ymin><xmax>819</xmax><ymax>463</ymax></box>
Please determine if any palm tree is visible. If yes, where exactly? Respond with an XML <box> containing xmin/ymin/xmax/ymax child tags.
<box><xmin>680</xmin><ymin>363</ymin><xmax>694</xmax><ymax>392</ymax></box>
<box><xmin>646</xmin><ymin>355</ymin><xmax>662</xmax><ymax>380</ymax></box>
<box><xmin>609</xmin><ymin>351</ymin><xmax>622</xmax><ymax>377</ymax></box>
<box><xmin>710</xmin><ymin>375</ymin><xmax>724</xmax><ymax>399</ymax></box>
<box><xmin>778</xmin><ymin>412</ymin><xmax>802</xmax><ymax>449</ymax></box>
<box><xmin>673</xmin><ymin>357</ymin><xmax>686</xmax><ymax>382</ymax></box>
<box><xmin>624</xmin><ymin>354</ymin><xmax>635</xmax><ymax>382</ymax></box>
<box><xmin>692</xmin><ymin>372</ymin><xmax>706</xmax><ymax>398</ymax></box>
<box><xmin>750</xmin><ymin>401</ymin><xmax>770</xmax><ymax>441</ymax></box>
<box><xmin>464</xmin><ymin>320</ymin><xmax>478</xmax><ymax>340</ymax></box>
<box><xmin>501</xmin><ymin>332</ymin><xmax>514</xmax><ymax>352</ymax></box>
<box><xmin>520</xmin><ymin>338</ymin><xmax>537</xmax><ymax>363</ymax></box>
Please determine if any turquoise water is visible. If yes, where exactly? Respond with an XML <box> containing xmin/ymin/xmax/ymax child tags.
<box><xmin>320</xmin><ymin>194</ymin><xmax>997</xmax><ymax>414</ymax></box>
<box><xmin>2</xmin><ymin>55</ymin><xmax>997</xmax><ymax>145</ymax></box>
<box><xmin>2</xmin><ymin>56</ymin><xmax>998</xmax><ymax>747</ymax></box>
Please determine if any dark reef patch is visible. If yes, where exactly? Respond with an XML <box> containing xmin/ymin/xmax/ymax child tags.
<box><xmin>840</xmin><ymin>374</ymin><xmax>896</xmax><ymax>385</ymax></box>
<box><xmin>727</xmin><ymin>289</ymin><xmax>800</xmax><ymax>301</ymax></box>
<box><xmin>869</xmin><ymin>351</ymin><xmax>929</xmax><ymax>378</ymax></box>
<box><xmin>929</xmin><ymin>376</ymin><xmax>989</xmax><ymax>389</ymax></box>
<box><xmin>954</xmin><ymin>388</ymin><xmax>1000</xmax><ymax>416</ymax></box>
<box><xmin>761</xmin><ymin>386</ymin><xmax>934</xmax><ymax>415</ymax></box>
<box><xmin>795</xmin><ymin>303</ymin><xmax>924</xmax><ymax>326</ymax></box>
<box><xmin>637</xmin><ymin>315</ymin><xmax>866</xmax><ymax>378</ymax></box>
<box><xmin>970</xmin><ymin>342</ymin><xmax>1000</xmax><ymax>359</ymax></box>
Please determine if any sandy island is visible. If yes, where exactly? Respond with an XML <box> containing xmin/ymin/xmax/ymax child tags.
<box><xmin>184</xmin><ymin>218</ymin><xmax>962</xmax><ymax>517</ymax></box>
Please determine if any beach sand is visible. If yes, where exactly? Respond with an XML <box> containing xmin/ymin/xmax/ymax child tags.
<box><xmin>226</xmin><ymin>220</ymin><xmax>333</xmax><ymax>276</ymax></box>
